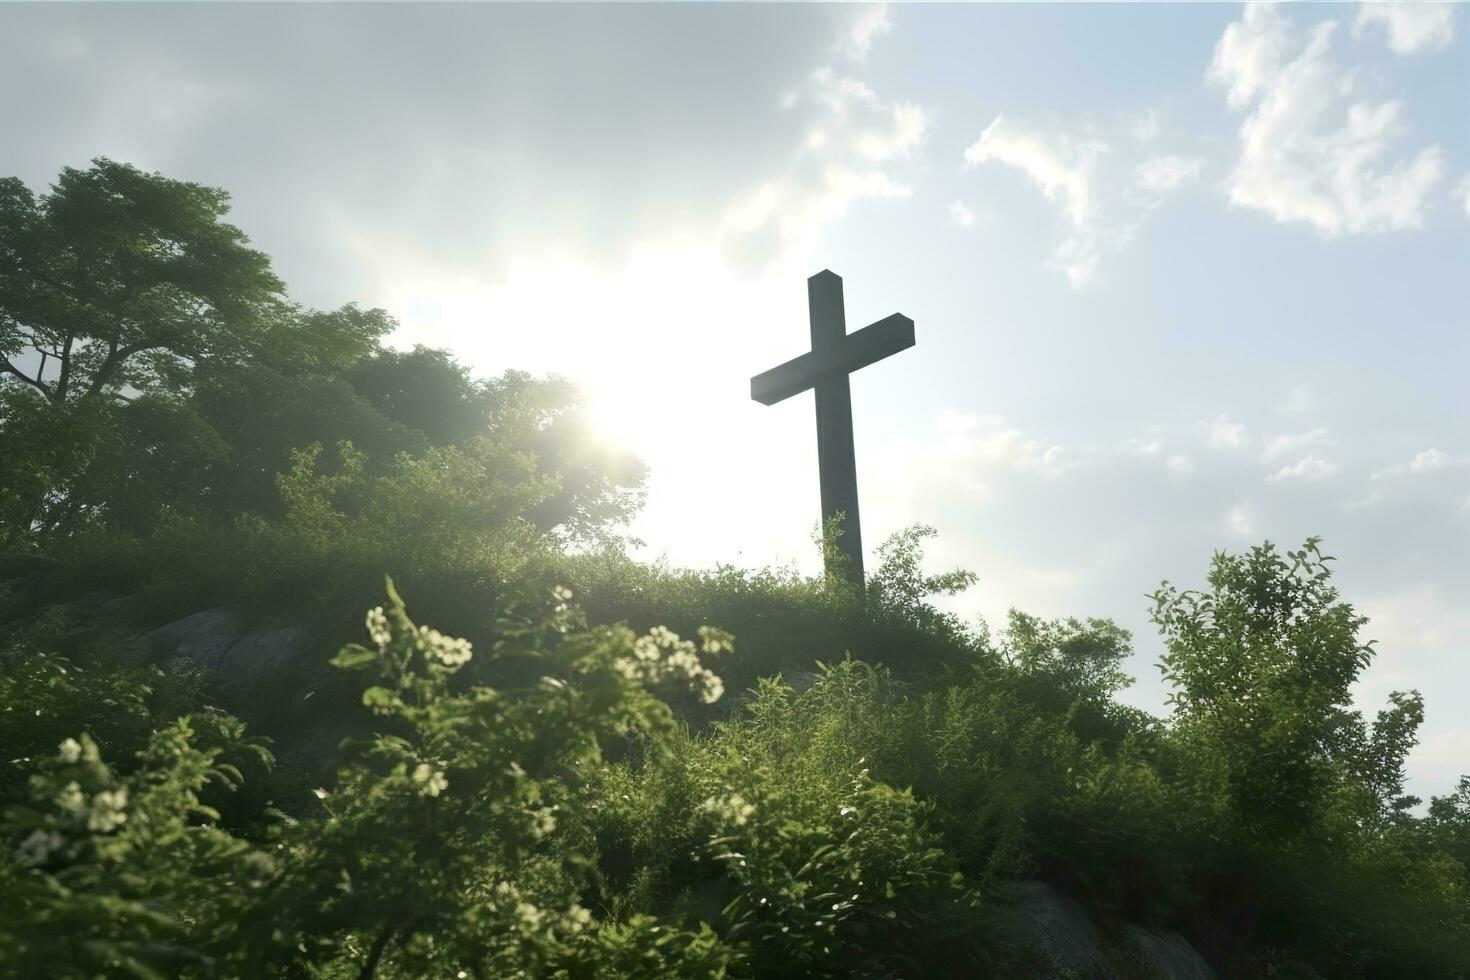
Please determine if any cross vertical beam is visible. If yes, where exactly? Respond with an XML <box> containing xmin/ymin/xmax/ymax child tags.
<box><xmin>750</xmin><ymin>270</ymin><xmax>915</xmax><ymax>593</ymax></box>
<box><xmin>808</xmin><ymin>272</ymin><xmax>865</xmax><ymax>587</ymax></box>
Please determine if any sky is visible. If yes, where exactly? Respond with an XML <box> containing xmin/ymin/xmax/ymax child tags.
<box><xmin>3</xmin><ymin>2</ymin><xmax>1467</xmax><ymax>802</ymax></box>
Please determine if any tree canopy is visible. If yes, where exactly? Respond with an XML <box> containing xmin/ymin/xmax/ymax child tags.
<box><xmin>0</xmin><ymin>160</ymin><xmax>644</xmax><ymax>548</ymax></box>
<box><xmin>0</xmin><ymin>158</ymin><xmax>285</xmax><ymax>405</ymax></box>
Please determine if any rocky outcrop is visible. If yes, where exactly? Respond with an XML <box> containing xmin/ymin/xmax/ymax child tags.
<box><xmin>994</xmin><ymin>881</ymin><xmax>1215</xmax><ymax>980</ymax></box>
<box><xmin>124</xmin><ymin>607</ymin><xmax>318</xmax><ymax>682</ymax></box>
<box><xmin>131</xmin><ymin>608</ymin><xmax>249</xmax><ymax>670</ymax></box>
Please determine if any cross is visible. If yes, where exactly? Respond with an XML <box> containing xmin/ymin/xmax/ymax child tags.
<box><xmin>750</xmin><ymin>270</ymin><xmax>914</xmax><ymax>590</ymax></box>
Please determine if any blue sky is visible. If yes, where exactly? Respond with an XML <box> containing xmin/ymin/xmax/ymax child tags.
<box><xmin>3</xmin><ymin>2</ymin><xmax>1467</xmax><ymax>801</ymax></box>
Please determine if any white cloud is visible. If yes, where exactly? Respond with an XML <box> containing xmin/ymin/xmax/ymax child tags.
<box><xmin>1370</xmin><ymin>448</ymin><xmax>1455</xmax><ymax>482</ymax></box>
<box><xmin>1410</xmin><ymin>448</ymin><xmax>1450</xmax><ymax>472</ymax></box>
<box><xmin>1351</xmin><ymin>449</ymin><xmax>1459</xmax><ymax>509</ymax></box>
<box><xmin>1135</xmin><ymin>154</ymin><xmax>1203</xmax><ymax>195</ymax></box>
<box><xmin>856</xmin><ymin>102</ymin><xmax>928</xmax><ymax>161</ymax></box>
<box><xmin>721</xmin><ymin>65</ymin><xmax>929</xmax><ymax>270</ymax></box>
<box><xmin>1166</xmin><ymin>455</ymin><xmax>1195</xmax><ymax>478</ymax></box>
<box><xmin>935</xmin><ymin>410</ymin><xmax>1068</xmax><ymax>474</ymax></box>
<box><xmin>1262</xmin><ymin>426</ymin><xmax>1332</xmax><ymax>461</ymax></box>
<box><xmin>1132</xmin><ymin>108</ymin><xmax>1160</xmax><ymax>144</ymax></box>
<box><xmin>964</xmin><ymin>113</ymin><xmax>1203</xmax><ymax>286</ymax></box>
<box><xmin>1354</xmin><ymin>2</ymin><xmax>1455</xmax><ymax>55</ymax></box>
<box><xmin>964</xmin><ymin>114</ymin><xmax>1104</xmax><ymax>227</ymax></box>
<box><xmin>1282</xmin><ymin>382</ymin><xmax>1317</xmax><ymax>414</ymax></box>
<box><xmin>1122</xmin><ymin>436</ymin><xmax>1164</xmax><ymax>456</ymax></box>
<box><xmin>1209</xmin><ymin>3</ymin><xmax>1292</xmax><ymax>110</ymax></box>
<box><xmin>1210</xmin><ymin>6</ymin><xmax>1444</xmax><ymax>237</ymax></box>
<box><xmin>1206</xmin><ymin>416</ymin><xmax>1249</xmax><ymax>450</ymax></box>
<box><xmin>1459</xmin><ymin>175</ymin><xmax>1470</xmax><ymax>219</ymax></box>
<box><xmin>948</xmin><ymin>200</ymin><xmax>976</xmax><ymax>227</ymax></box>
<box><xmin>962</xmin><ymin>114</ymin><xmax>1113</xmax><ymax>287</ymax></box>
<box><xmin>840</xmin><ymin>4</ymin><xmax>893</xmax><ymax>61</ymax></box>
<box><xmin>1227</xmin><ymin>502</ymin><xmax>1256</xmax><ymax>535</ymax></box>
<box><xmin>1268</xmin><ymin>454</ymin><xmax>1341</xmax><ymax>482</ymax></box>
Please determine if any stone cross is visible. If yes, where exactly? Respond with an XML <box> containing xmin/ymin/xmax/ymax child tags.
<box><xmin>750</xmin><ymin>270</ymin><xmax>914</xmax><ymax>589</ymax></box>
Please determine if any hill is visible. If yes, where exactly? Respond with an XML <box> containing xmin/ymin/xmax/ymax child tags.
<box><xmin>3</xmin><ymin>161</ymin><xmax>1469</xmax><ymax>979</ymax></box>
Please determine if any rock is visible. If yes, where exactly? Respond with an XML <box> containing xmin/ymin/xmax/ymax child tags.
<box><xmin>1122</xmin><ymin>926</ymin><xmax>1215</xmax><ymax>980</ymax></box>
<box><xmin>786</xmin><ymin>670</ymin><xmax>822</xmax><ymax>693</ymax></box>
<box><xmin>992</xmin><ymin>881</ymin><xmax>1216</xmax><ymax>980</ymax></box>
<box><xmin>0</xmin><ymin>554</ymin><xmax>61</xmax><ymax>583</ymax></box>
<box><xmin>998</xmin><ymin>880</ymin><xmax>1120</xmax><ymax>978</ymax></box>
<box><xmin>217</xmin><ymin>623</ymin><xmax>314</xmax><ymax>681</ymax></box>
<box><xmin>124</xmin><ymin>609</ymin><xmax>320</xmax><ymax>682</ymax></box>
<box><xmin>134</xmin><ymin>608</ymin><xmax>248</xmax><ymax>670</ymax></box>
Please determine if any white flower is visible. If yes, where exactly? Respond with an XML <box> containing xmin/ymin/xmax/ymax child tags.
<box><xmin>633</xmin><ymin>635</ymin><xmax>659</xmax><ymax>663</ymax></box>
<box><xmin>365</xmin><ymin>606</ymin><xmax>391</xmax><ymax>648</ymax></box>
<box><xmin>58</xmin><ymin>738</ymin><xmax>82</xmax><ymax>764</ymax></box>
<box><xmin>243</xmin><ymin>850</ymin><xmax>278</xmax><ymax>879</ymax></box>
<box><xmin>87</xmin><ymin>787</ymin><xmax>128</xmax><ymax>833</ymax></box>
<box><xmin>411</xmin><ymin>763</ymin><xmax>448</xmax><ymax>798</ymax></box>
<box><xmin>14</xmin><ymin>829</ymin><xmax>63</xmax><ymax>866</ymax></box>
<box><xmin>530</xmin><ymin>807</ymin><xmax>557</xmax><ymax>837</ymax></box>
<box><xmin>702</xmin><ymin>793</ymin><xmax>756</xmax><ymax>827</ymax></box>
<box><xmin>700</xmin><ymin>673</ymin><xmax>725</xmax><ymax>704</ymax></box>
<box><xmin>516</xmin><ymin>901</ymin><xmax>544</xmax><ymax>931</ymax></box>
<box><xmin>564</xmin><ymin>904</ymin><xmax>592</xmax><ymax>933</ymax></box>
<box><xmin>54</xmin><ymin>781</ymin><xmax>85</xmax><ymax>815</ymax></box>
<box><xmin>418</xmin><ymin>626</ymin><xmax>473</xmax><ymax>668</ymax></box>
<box><xmin>698</xmin><ymin>627</ymin><xmax>731</xmax><ymax>656</ymax></box>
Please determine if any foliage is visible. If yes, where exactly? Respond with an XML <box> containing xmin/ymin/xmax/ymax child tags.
<box><xmin>1150</xmin><ymin>538</ymin><xmax>1423</xmax><ymax>838</ymax></box>
<box><xmin>2</xmin><ymin>584</ymin><xmax>738</xmax><ymax>978</ymax></box>
<box><xmin>1</xmin><ymin>162</ymin><xmax>641</xmax><ymax>551</ymax></box>
<box><xmin>4</xmin><ymin>159</ymin><xmax>1470</xmax><ymax>978</ymax></box>
<box><xmin>0</xmin><ymin>158</ymin><xmax>284</xmax><ymax>407</ymax></box>
<box><xmin>6</xmin><ymin>520</ymin><xmax>1470</xmax><ymax>977</ymax></box>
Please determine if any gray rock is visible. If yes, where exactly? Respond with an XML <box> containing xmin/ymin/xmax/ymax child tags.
<box><xmin>1122</xmin><ymin>926</ymin><xmax>1215</xmax><ymax>980</ymax></box>
<box><xmin>996</xmin><ymin>881</ymin><xmax>1119</xmax><ymax>979</ymax></box>
<box><xmin>0</xmin><ymin>554</ymin><xmax>60</xmax><ymax>582</ymax></box>
<box><xmin>786</xmin><ymin>670</ymin><xmax>822</xmax><ymax>693</ymax></box>
<box><xmin>992</xmin><ymin>882</ymin><xmax>1215</xmax><ymax>980</ymax></box>
<box><xmin>137</xmin><ymin>608</ymin><xmax>248</xmax><ymax>670</ymax></box>
<box><xmin>217</xmin><ymin>623</ymin><xmax>314</xmax><ymax>681</ymax></box>
<box><xmin>114</xmin><ymin>603</ymin><xmax>321</xmax><ymax>687</ymax></box>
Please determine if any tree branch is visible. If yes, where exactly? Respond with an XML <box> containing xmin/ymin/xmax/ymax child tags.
<box><xmin>356</xmin><ymin>926</ymin><xmax>395</xmax><ymax>980</ymax></box>
<box><xmin>0</xmin><ymin>357</ymin><xmax>54</xmax><ymax>400</ymax></box>
<box><xmin>56</xmin><ymin>329</ymin><xmax>74</xmax><ymax>402</ymax></box>
<box><xmin>86</xmin><ymin>339</ymin><xmax>158</xmax><ymax>397</ymax></box>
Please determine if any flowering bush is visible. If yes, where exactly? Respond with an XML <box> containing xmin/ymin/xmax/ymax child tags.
<box><xmin>5</xmin><ymin>540</ymin><xmax>1470</xmax><ymax>977</ymax></box>
<box><xmin>1</xmin><ymin>582</ymin><xmax>736</xmax><ymax>978</ymax></box>
<box><xmin>1</xmin><ymin>715</ymin><xmax>272</xmax><ymax>976</ymax></box>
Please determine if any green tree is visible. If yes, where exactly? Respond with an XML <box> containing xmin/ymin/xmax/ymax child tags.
<box><xmin>0</xmin><ymin>161</ymin><xmax>404</xmax><ymax>543</ymax></box>
<box><xmin>1149</xmin><ymin>537</ymin><xmax>1422</xmax><ymax>837</ymax></box>
<box><xmin>0</xmin><ymin>158</ymin><xmax>284</xmax><ymax>405</ymax></box>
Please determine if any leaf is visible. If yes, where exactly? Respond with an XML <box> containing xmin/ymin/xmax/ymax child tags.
<box><xmin>330</xmin><ymin>644</ymin><xmax>378</xmax><ymax>670</ymax></box>
<box><xmin>362</xmin><ymin>687</ymin><xmax>401</xmax><ymax>714</ymax></box>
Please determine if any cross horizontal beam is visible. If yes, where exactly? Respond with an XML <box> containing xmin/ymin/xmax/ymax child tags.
<box><xmin>749</xmin><ymin>312</ymin><xmax>915</xmax><ymax>406</ymax></box>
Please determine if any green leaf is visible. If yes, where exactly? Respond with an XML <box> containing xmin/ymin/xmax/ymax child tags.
<box><xmin>331</xmin><ymin>644</ymin><xmax>378</xmax><ymax>670</ymax></box>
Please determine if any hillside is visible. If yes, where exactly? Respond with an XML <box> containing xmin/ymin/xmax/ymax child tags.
<box><xmin>4</xmin><ymin>161</ymin><xmax>1470</xmax><ymax>979</ymax></box>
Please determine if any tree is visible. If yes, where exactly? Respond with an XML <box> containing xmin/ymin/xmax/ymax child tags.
<box><xmin>0</xmin><ymin>162</ymin><xmax>402</xmax><ymax>543</ymax></box>
<box><xmin>0</xmin><ymin>158</ymin><xmax>285</xmax><ymax>405</ymax></box>
<box><xmin>1149</xmin><ymin>537</ymin><xmax>1422</xmax><ymax>836</ymax></box>
<box><xmin>480</xmin><ymin>370</ymin><xmax>647</xmax><ymax>542</ymax></box>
